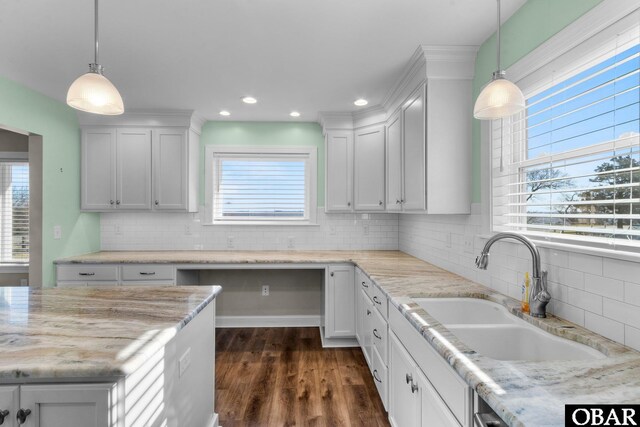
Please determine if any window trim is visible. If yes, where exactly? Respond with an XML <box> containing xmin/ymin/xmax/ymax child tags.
<box><xmin>487</xmin><ymin>0</ymin><xmax>640</xmax><ymax>255</ymax></box>
<box><xmin>0</xmin><ymin>151</ymin><xmax>29</xmax><ymax>267</ymax></box>
<box><xmin>204</xmin><ymin>145</ymin><xmax>317</xmax><ymax>226</ymax></box>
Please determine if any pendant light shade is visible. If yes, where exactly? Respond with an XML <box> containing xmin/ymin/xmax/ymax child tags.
<box><xmin>473</xmin><ymin>0</ymin><xmax>524</xmax><ymax>120</ymax></box>
<box><xmin>473</xmin><ymin>72</ymin><xmax>525</xmax><ymax>120</ymax></box>
<box><xmin>67</xmin><ymin>0</ymin><xmax>124</xmax><ymax>115</ymax></box>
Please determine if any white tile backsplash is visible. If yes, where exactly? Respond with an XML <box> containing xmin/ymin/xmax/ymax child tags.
<box><xmin>101</xmin><ymin>208</ymin><xmax>399</xmax><ymax>251</ymax></box>
<box><xmin>399</xmin><ymin>203</ymin><xmax>640</xmax><ymax>350</ymax></box>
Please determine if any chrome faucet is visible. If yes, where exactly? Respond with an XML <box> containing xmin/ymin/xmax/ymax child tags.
<box><xmin>475</xmin><ymin>232</ymin><xmax>551</xmax><ymax>318</ymax></box>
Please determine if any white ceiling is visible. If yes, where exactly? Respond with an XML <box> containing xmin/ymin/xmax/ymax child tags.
<box><xmin>0</xmin><ymin>0</ymin><xmax>526</xmax><ymax>122</ymax></box>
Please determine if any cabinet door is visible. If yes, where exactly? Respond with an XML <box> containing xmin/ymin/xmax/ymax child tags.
<box><xmin>18</xmin><ymin>384</ymin><xmax>112</xmax><ymax>427</ymax></box>
<box><xmin>357</xmin><ymin>287</ymin><xmax>373</xmax><ymax>368</ymax></box>
<box><xmin>0</xmin><ymin>386</ymin><xmax>19</xmax><ymax>427</ymax></box>
<box><xmin>152</xmin><ymin>128</ymin><xmax>189</xmax><ymax>210</ymax></box>
<box><xmin>402</xmin><ymin>86</ymin><xmax>427</xmax><ymax>211</ymax></box>
<box><xmin>81</xmin><ymin>128</ymin><xmax>116</xmax><ymax>211</ymax></box>
<box><xmin>419</xmin><ymin>369</ymin><xmax>461</xmax><ymax>427</ymax></box>
<box><xmin>355</xmin><ymin>271</ymin><xmax>364</xmax><ymax>346</ymax></box>
<box><xmin>325</xmin><ymin>131</ymin><xmax>353</xmax><ymax>212</ymax></box>
<box><xmin>386</xmin><ymin>114</ymin><xmax>403</xmax><ymax>211</ymax></box>
<box><xmin>325</xmin><ymin>265</ymin><xmax>355</xmax><ymax>338</ymax></box>
<box><xmin>389</xmin><ymin>333</ymin><xmax>421</xmax><ymax>427</ymax></box>
<box><xmin>116</xmin><ymin>129</ymin><xmax>152</xmax><ymax>209</ymax></box>
<box><xmin>354</xmin><ymin>126</ymin><xmax>385</xmax><ymax>211</ymax></box>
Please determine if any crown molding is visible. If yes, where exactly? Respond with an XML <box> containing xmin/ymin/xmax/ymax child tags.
<box><xmin>77</xmin><ymin>109</ymin><xmax>199</xmax><ymax>129</ymax></box>
<box><xmin>317</xmin><ymin>111</ymin><xmax>354</xmax><ymax>132</ymax></box>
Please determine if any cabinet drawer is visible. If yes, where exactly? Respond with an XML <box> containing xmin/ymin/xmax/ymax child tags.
<box><xmin>357</xmin><ymin>268</ymin><xmax>374</xmax><ymax>299</ymax></box>
<box><xmin>389</xmin><ymin>306</ymin><xmax>471</xmax><ymax>427</ymax></box>
<box><xmin>372</xmin><ymin>307</ymin><xmax>388</xmax><ymax>366</ymax></box>
<box><xmin>372</xmin><ymin>346</ymin><xmax>388</xmax><ymax>411</ymax></box>
<box><xmin>372</xmin><ymin>285</ymin><xmax>388</xmax><ymax>319</ymax></box>
<box><xmin>57</xmin><ymin>265</ymin><xmax>119</xmax><ymax>282</ymax></box>
<box><xmin>121</xmin><ymin>264</ymin><xmax>174</xmax><ymax>281</ymax></box>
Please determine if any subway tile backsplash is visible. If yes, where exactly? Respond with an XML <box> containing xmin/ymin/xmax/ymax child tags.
<box><xmin>399</xmin><ymin>203</ymin><xmax>640</xmax><ymax>352</ymax></box>
<box><xmin>101</xmin><ymin>208</ymin><xmax>399</xmax><ymax>251</ymax></box>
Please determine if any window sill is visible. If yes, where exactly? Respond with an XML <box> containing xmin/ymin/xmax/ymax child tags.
<box><xmin>477</xmin><ymin>233</ymin><xmax>640</xmax><ymax>263</ymax></box>
<box><xmin>0</xmin><ymin>265</ymin><xmax>29</xmax><ymax>273</ymax></box>
<box><xmin>205</xmin><ymin>220</ymin><xmax>319</xmax><ymax>227</ymax></box>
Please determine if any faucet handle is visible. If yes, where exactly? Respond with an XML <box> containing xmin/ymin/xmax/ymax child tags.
<box><xmin>535</xmin><ymin>270</ymin><xmax>551</xmax><ymax>302</ymax></box>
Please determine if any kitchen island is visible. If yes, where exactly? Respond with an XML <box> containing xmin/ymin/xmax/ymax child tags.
<box><xmin>0</xmin><ymin>285</ymin><xmax>221</xmax><ymax>427</ymax></box>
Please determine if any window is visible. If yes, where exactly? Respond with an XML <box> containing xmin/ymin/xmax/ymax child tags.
<box><xmin>205</xmin><ymin>146</ymin><xmax>317</xmax><ymax>224</ymax></box>
<box><xmin>0</xmin><ymin>158</ymin><xmax>29</xmax><ymax>263</ymax></box>
<box><xmin>492</xmin><ymin>18</ymin><xmax>639</xmax><ymax>251</ymax></box>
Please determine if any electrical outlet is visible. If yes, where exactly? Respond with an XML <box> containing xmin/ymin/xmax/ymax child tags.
<box><xmin>178</xmin><ymin>348</ymin><xmax>191</xmax><ymax>378</ymax></box>
<box><xmin>184</xmin><ymin>224</ymin><xmax>192</xmax><ymax>235</ymax></box>
<box><xmin>464</xmin><ymin>235</ymin><xmax>474</xmax><ymax>254</ymax></box>
<box><xmin>445</xmin><ymin>232</ymin><xmax>452</xmax><ymax>248</ymax></box>
<box><xmin>53</xmin><ymin>225</ymin><xmax>62</xmax><ymax>240</ymax></box>
<box><xmin>227</xmin><ymin>236</ymin><xmax>234</xmax><ymax>249</ymax></box>
<box><xmin>363</xmin><ymin>224</ymin><xmax>369</xmax><ymax>235</ymax></box>
<box><xmin>361</xmin><ymin>214</ymin><xmax>369</xmax><ymax>220</ymax></box>
<box><xmin>287</xmin><ymin>236</ymin><xmax>295</xmax><ymax>248</ymax></box>
<box><xmin>262</xmin><ymin>285</ymin><xmax>270</xmax><ymax>296</ymax></box>
<box><xmin>329</xmin><ymin>226</ymin><xmax>336</xmax><ymax>235</ymax></box>
<box><xmin>114</xmin><ymin>224</ymin><xmax>122</xmax><ymax>235</ymax></box>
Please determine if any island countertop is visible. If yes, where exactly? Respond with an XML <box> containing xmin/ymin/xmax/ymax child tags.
<box><xmin>0</xmin><ymin>285</ymin><xmax>221</xmax><ymax>382</ymax></box>
<box><xmin>56</xmin><ymin>250</ymin><xmax>640</xmax><ymax>426</ymax></box>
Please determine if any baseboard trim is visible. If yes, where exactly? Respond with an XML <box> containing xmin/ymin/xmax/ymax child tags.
<box><xmin>319</xmin><ymin>326</ymin><xmax>359</xmax><ymax>348</ymax></box>
<box><xmin>216</xmin><ymin>315</ymin><xmax>321</xmax><ymax>328</ymax></box>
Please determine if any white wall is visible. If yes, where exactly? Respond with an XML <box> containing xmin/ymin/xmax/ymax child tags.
<box><xmin>101</xmin><ymin>208</ymin><xmax>399</xmax><ymax>251</ymax></box>
<box><xmin>399</xmin><ymin>203</ymin><xmax>640</xmax><ymax>352</ymax></box>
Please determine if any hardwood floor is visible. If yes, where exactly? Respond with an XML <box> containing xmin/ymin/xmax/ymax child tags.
<box><xmin>216</xmin><ymin>327</ymin><xmax>390</xmax><ymax>427</ymax></box>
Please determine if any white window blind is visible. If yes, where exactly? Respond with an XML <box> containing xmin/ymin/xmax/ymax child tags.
<box><xmin>0</xmin><ymin>161</ymin><xmax>29</xmax><ymax>263</ymax></box>
<box><xmin>208</xmin><ymin>147</ymin><xmax>317</xmax><ymax>224</ymax></box>
<box><xmin>492</xmin><ymin>32</ymin><xmax>640</xmax><ymax>249</ymax></box>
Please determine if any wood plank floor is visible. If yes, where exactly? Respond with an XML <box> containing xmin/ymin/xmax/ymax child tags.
<box><xmin>216</xmin><ymin>327</ymin><xmax>390</xmax><ymax>427</ymax></box>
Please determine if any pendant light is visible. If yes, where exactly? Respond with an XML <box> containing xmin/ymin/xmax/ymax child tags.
<box><xmin>66</xmin><ymin>0</ymin><xmax>124</xmax><ymax>115</ymax></box>
<box><xmin>473</xmin><ymin>0</ymin><xmax>525</xmax><ymax>120</ymax></box>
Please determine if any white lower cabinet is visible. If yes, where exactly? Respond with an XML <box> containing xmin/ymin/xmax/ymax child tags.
<box><xmin>419</xmin><ymin>369</ymin><xmax>462</xmax><ymax>427</ymax></box>
<box><xmin>389</xmin><ymin>332</ymin><xmax>421</xmax><ymax>427</ymax></box>
<box><xmin>325</xmin><ymin>265</ymin><xmax>355</xmax><ymax>338</ymax></box>
<box><xmin>56</xmin><ymin>264</ymin><xmax>177</xmax><ymax>287</ymax></box>
<box><xmin>0</xmin><ymin>384</ymin><xmax>111</xmax><ymax>427</ymax></box>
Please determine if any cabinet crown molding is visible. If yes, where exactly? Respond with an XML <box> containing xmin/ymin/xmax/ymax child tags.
<box><xmin>77</xmin><ymin>109</ymin><xmax>203</xmax><ymax>133</ymax></box>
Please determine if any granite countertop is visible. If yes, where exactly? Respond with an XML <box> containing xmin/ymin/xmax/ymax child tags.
<box><xmin>56</xmin><ymin>250</ymin><xmax>640</xmax><ymax>426</ymax></box>
<box><xmin>0</xmin><ymin>285</ymin><xmax>221</xmax><ymax>382</ymax></box>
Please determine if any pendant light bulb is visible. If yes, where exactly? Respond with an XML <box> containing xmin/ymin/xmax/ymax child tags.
<box><xmin>66</xmin><ymin>0</ymin><xmax>124</xmax><ymax>115</ymax></box>
<box><xmin>473</xmin><ymin>0</ymin><xmax>524</xmax><ymax>120</ymax></box>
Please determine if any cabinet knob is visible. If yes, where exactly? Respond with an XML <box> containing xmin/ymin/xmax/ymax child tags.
<box><xmin>379</xmin><ymin>200</ymin><xmax>383</xmax><ymax>206</ymax></box>
<box><xmin>366</xmin><ymin>309</ymin><xmax>371</xmax><ymax>315</ymax></box>
<box><xmin>411</xmin><ymin>381</ymin><xmax>419</xmax><ymax>394</ymax></box>
<box><xmin>396</xmin><ymin>199</ymin><xmax>401</xmax><ymax>204</ymax></box>
<box><xmin>116</xmin><ymin>200</ymin><xmax>121</xmax><ymax>205</ymax></box>
<box><xmin>155</xmin><ymin>200</ymin><xmax>159</xmax><ymax>206</ymax></box>
<box><xmin>330</xmin><ymin>272</ymin><xmax>334</xmax><ymax>277</ymax></box>
<box><xmin>110</xmin><ymin>200</ymin><xmax>114</xmax><ymax>205</ymax></box>
<box><xmin>347</xmin><ymin>202</ymin><xmax>351</xmax><ymax>207</ymax></box>
<box><xmin>405</xmin><ymin>373</ymin><xmax>413</xmax><ymax>384</ymax></box>
<box><xmin>16</xmin><ymin>409</ymin><xmax>31</xmax><ymax>425</ymax></box>
<box><xmin>0</xmin><ymin>410</ymin><xmax>9</xmax><ymax>425</ymax></box>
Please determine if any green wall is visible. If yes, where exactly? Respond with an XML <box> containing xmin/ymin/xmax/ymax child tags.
<box><xmin>471</xmin><ymin>0</ymin><xmax>603</xmax><ymax>202</ymax></box>
<box><xmin>200</xmin><ymin>121</ymin><xmax>326</xmax><ymax>206</ymax></box>
<box><xmin>0</xmin><ymin>76</ymin><xmax>100</xmax><ymax>287</ymax></box>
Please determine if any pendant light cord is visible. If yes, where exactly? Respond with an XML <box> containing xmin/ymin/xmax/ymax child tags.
<box><xmin>496</xmin><ymin>0</ymin><xmax>501</xmax><ymax>72</ymax></box>
<box><xmin>94</xmin><ymin>0</ymin><xmax>99</xmax><ymax>64</ymax></box>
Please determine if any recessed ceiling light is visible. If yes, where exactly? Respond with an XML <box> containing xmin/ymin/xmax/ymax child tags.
<box><xmin>354</xmin><ymin>98</ymin><xmax>368</xmax><ymax>107</ymax></box>
<box><xmin>242</xmin><ymin>96</ymin><xmax>257</xmax><ymax>104</ymax></box>
<box><xmin>290</xmin><ymin>111</ymin><xmax>301</xmax><ymax>117</ymax></box>
<box><xmin>219</xmin><ymin>110</ymin><xmax>230</xmax><ymax>116</ymax></box>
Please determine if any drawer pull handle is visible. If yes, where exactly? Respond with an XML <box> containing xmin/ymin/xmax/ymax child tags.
<box><xmin>411</xmin><ymin>380</ymin><xmax>418</xmax><ymax>394</ymax></box>
<box><xmin>16</xmin><ymin>409</ymin><xmax>31</xmax><ymax>425</ymax></box>
<box><xmin>140</xmin><ymin>272</ymin><xmax>156</xmax><ymax>276</ymax></box>
<box><xmin>366</xmin><ymin>309</ymin><xmax>371</xmax><ymax>315</ymax></box>
<box><xmin>373</xmin><ymin>296</ymin><xmax>382</xmax><ymax>305</ymax></box>
<box><xmin>373</xmin><ymin>369</ymin><xmax>382</xmax><ymax>383</ymax></box>
<box><xmin>373</xmin><ymin>329</ymin><xmax>382</xmax><ymax>340</ymax></box>
<box><xmin>405</xmin><ymin>373</ymin><xmax>413</xmax><ymax>384</ymax></box>
<box><xmin>361</xmin><ymin>281</ymin><xmax>368</xmax><ymax>288</ymax></box>
<box><xmin>79</xmin><ymin>272</ymin><xmax>95</xmax><ymax>276</ymax></box>
<box><xmin>0</xmin><ymin>410</ymin><xmax>9</xmax><ymax>425</ymax></box>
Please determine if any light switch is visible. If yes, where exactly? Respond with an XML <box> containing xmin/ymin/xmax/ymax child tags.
<box><xmin>53</xmin><ymin>225</ymin><xmax>62</xmax><ymax>240</ymax></box>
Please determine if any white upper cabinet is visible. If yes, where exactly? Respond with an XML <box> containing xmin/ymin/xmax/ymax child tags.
<box><xmin>354</xmin><ymin>125</ymin><xmax>385</xmax><ymax>211</ymax></box>
<box><xmin>81</xmin><ymin>128</ymin><xmax>116</xmax><ymax>211</ymax></box>
<box><xmin>401</xmin><ymin>87</ymin><xmax>427</xmax><ymax>211</ymax></box>
<box><xmin>385</xmin><ymin>114</ymin><xmax>402</xmax><ymax>211</ymax></box>
<box><xmin>116</xmin><ymin>129</ymin><xmax>152</xmax><ymax>210</ymax></box>
<box><xmin>325</xmin><ymin>131</ymin><xmax>354</xmax><ymax>212</ymax></box>
<box><xmin>152</xmin><ymin>128</ymin><xmax>198</xmax><ymax>211</ymax></box>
